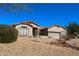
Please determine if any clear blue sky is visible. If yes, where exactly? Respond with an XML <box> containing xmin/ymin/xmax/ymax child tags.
<box><xmin>0</xmin><ymin>3</ymin><xmax>79</xmax><ymax>27</ymax></box>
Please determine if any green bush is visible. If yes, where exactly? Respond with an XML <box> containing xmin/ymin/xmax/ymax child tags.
<box><xmin>0</xmin><ymin>24</ymin><xmax>18</xmax><ymax>43</ymax></box>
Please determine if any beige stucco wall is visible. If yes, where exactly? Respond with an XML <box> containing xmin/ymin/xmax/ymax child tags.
<box><xmin>15</xmin><ymin>24</ymin><xmax>33</xmax><ymax>37</ymax></box>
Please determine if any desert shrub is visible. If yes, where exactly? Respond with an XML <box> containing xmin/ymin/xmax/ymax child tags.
<box><xmin>0</xmin><ymin>24</ymin><xmax>18</xmax><ymax>43</ymax></box>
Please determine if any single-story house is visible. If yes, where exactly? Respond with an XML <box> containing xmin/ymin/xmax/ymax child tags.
<box><xmin>13</xmin><ymin>21</ymin><xmax>39</xmax><ymax>37</ymax></box>
<box><xmin>13</xmin><ymin>21</ymin><xmax>67</xmax><ymax>40</ymax></box>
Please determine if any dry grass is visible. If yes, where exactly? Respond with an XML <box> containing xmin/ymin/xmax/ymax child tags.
<box><xmin>0</xmin><ymin>37</ymin><xmax>79</xmax><ymax>56</ymax></box>
<box><xmin>66</xmin><ymin>38</ymin><xmax>79</xmax><ymax>47</ymax></box>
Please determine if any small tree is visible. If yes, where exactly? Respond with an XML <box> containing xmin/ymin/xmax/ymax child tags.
<box><xmin>66</xmin><ymin>22</ymin><xmax>79</xmax><ymax>39</ymax></box>
<box><xmin>0</xmin><ymin>24</ymin><xmax>18</xmax><ymax>43</ymax></box>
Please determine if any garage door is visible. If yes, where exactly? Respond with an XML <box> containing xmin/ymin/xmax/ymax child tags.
<box><xmin>49</xmin><ymin>32</ymin><xmax>60</xmax><ymax>39</ymax></box>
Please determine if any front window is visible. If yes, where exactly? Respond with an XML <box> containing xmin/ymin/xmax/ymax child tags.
<box><xmin>19</xmin><ymin>26</ymin><xmax>29</xmax><ymax>36</ymax></box>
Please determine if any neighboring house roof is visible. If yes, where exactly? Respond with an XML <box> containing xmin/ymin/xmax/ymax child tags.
<box><xmin>12</xmin><ymin>20</ymin><xmax>39</xmax><ymax>28</ymax></box>
<box><xmin>48</xmin><ymin>24</ymin><xmax>67</xmax><ymax>31</ymax></box>
<box><xmin>39</xmin><ymin>26</ymin><xmax>48</xmax><ymax>30</ymax></box>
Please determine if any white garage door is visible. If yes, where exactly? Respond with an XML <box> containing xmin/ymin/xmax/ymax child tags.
<box><xmin>49</xmin><ymin>32</ymin><xmax>60</xmax><ymax>39</ymax></box>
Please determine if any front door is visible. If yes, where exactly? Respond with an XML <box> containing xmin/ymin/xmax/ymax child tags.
<box><xmin>33</xmin><ymin>28</ymin><xmax>38</xmax><ymax>37</ymax></box>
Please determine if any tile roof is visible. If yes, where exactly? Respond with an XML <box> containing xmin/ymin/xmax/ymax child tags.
<box><xmin>12</xmin><ymin>20</ymin><xmax>39</xmax><ymax>28</ymax></box>
<box><xmin>48</xmin><ymin>24</ymin><xmax>67</xmax><ymax>31</ymax></box>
